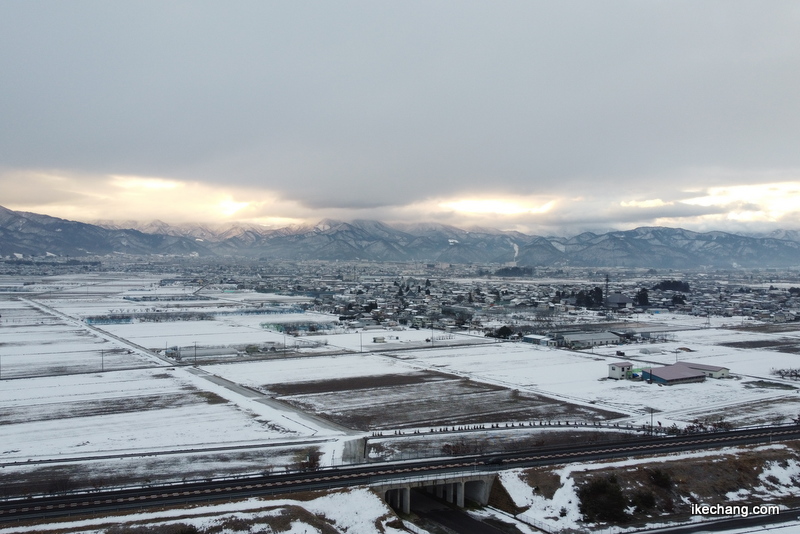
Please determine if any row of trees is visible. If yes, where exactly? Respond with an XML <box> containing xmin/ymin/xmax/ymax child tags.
<box><xmin>653</xmin><ymin>280</ymin><xmax>691</xmax><ymax>292</ymax></box>
<box><xmin>552</xmin><ymin>280</ymin><xmax>689</xmax><ymax>309</ymax></box>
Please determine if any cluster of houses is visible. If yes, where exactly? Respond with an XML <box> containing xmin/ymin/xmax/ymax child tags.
<box><xmin>133</xmin><ymin>259</ymin><xmax>800</xmax><ymax>333</ymax></box>
<box><xmin>105</xmin><ymin>259</ymin><xmax>800</xmax><ymax>348</ymax></box>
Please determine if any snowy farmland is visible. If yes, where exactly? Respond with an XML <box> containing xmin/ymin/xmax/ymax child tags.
<box><xmin>0</xmin><ymin>297</ymin><xmax>157</xmax><ymax>378</ymax></box>
<box><xmin>0</xmin><ymin>365</ymin><xmax>343</xmax><ymax>497</ymax></box>
<box><xmin>0</xmin><ymin>369</ymin><xmax>308</xmax><ymax>460</ymax></box>
<box><xmin>394</xmin><ymin>340</ymin><xmax>800</xmax><ymax>428</ymax></box>
<box><xmin>207</xmin><ymin>353</ymin><xmax>622</xmax><ymax>431</ymax></box>
<box><xmin>4</xmin><ymin>272</ymin><xmax>800</xmax><ymax>515</ymax></box>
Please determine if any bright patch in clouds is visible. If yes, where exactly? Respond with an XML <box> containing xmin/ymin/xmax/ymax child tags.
<box><xmin>218</xmin><ymin>198</ymin><xmax>250</xmax><ymax>217</ymax></box>
<box><xmin>1</xmin><ymin>171</ymin><xmax>306</xmax><ymax>225</ymax></box>
<box><xmin>4</xmin><ymin>167</ymin><xmax>800</xmax><ymax>234</ymax></box>
<box><xmin>441</xmin><ymin>198</ymin><xmax>554</xmax><ymax>216</ymax></box>
<box><xmin>111</xmin><ymin>176</ymin><xmax>181</xmax><ymax>190</ymax></box>
<box><xmin>682</xmin><ymin>182</ymin><xmax>800</xmax><ymax>220</ymax></box>
<box><xmin>620</xmin><ymin>199</ymin><xmax>670</xmax><ymax>208</ymax></box>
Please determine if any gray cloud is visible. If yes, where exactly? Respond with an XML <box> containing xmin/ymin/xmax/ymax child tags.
<box><xmin>1</xmin><ymin>1</ymin><xmax>799</xmax><ymax>230</ymax></box>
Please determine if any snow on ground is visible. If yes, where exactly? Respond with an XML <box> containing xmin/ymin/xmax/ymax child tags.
<box><xmin>0</xmin><ymin>368</ymin><xmax>307</xmax><ymax>462</ymax></box>
<box><xmin>0</xmin><ymin>489</ymin><xmax>405</xmax><ymax>534</ymax></box>
<box><xmin>5</xmin><ymin>295</ymin><xmax>800</xmax><ymax>467</ymax></box>
<box><xmin>196</xmin><ymin>287</ymin><xmax>313</xmax><ymax>303</ymax></box>
<box><xmin>393</xmin><ymin>328</ymin><xmax>800</xmax><ymax>427</ymax></box>
<box><xmin>0</xmin><ymin>296</ymin><xmax>156</xmax><ymax>377</ymax></box>
<box><xmin>499</xmin><ymin>469</ymin><xmax>538</xmax><ymax>509</ymax></box>
<box><xmin>728</xmin><ymin>457</ymin><xmax>800</xmax><ymax>501</ymax></box>
<box><xmin>6</xmin><ymin>278</ymin><xmax>800</xmax><ymax>531</ymax></box>
<box><xmin>181</xmin><ymin>368</ymin><xmax>346</xmax><ymax>437</ymax></box>
<box><xmin>99</xmin><ymin>317</ymin><xmax>293</xmax><ymax>350</ymax></box>
<box><xmin>207</xmin><ymin>353</ymin><xmax>418</xmax><ymax>388</ymax></box>
<box><xmin>508</xmin><ymin>444</ymin><xmax>799</xmax><ymax>533</ymax></box>
<box><xmin>595</xmin><ymin>326</ymin><xmax>800</xmax><ymax>378</ymax></box>
<box><xmin>327</xmin><ymin>329</ymin><xmax>495</xmax><ymax>352</ymax></box>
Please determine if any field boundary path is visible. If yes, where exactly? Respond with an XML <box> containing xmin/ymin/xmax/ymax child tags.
<box><xmin>184</xmin><ymin>367</ymin><xmax>367</xmax><ymax>464</ymax></box>
<box><xmin>19</xmin><ymin>297</ymin><xmax>171</xmax><ymax>366</ymax></box>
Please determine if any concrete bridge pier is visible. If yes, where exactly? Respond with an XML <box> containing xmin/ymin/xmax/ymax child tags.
<box><xmin>454</xmin><ymin>482</ymin><xmax>464</xmax><ymax>507</ymax></box>
<box><xmin>464</xmin><ymin>479</ymin><xmax>491</xmax><ymax>506</ymax></box>
<box><xmin>385</xmin><ymin>487</ymin><xmax>410</xmax><ymax>514</ymax></box>
<box><xmin>442</xmin><ymin>482</ymin><xmax>465</xmax><ymax>507</ymax></box>
<box><xmin>375</xmin><ymin>474</ymin><xmax>494</xmax><ymax>514</ymax></box>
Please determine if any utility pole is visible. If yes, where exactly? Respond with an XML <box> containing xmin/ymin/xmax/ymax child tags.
<box><xmin>194</xmin><ymin>341</ymin><xmax>197</xmax><ymax>365</ymax></box>
<box><xmin>101</xmin><ymin>349</ymin><xmax>104</xmax><ymax>372</ymax></box>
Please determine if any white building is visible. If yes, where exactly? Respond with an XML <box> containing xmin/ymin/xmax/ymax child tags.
<box><xmin>608</xmin><ymin>361</ymin><xmax>633</xmax><ymax>380</ymax></box>
<box><xmin>561</xmin><ymin>332</ymin><xmax>620</xmax><ymax>349</ymax></box>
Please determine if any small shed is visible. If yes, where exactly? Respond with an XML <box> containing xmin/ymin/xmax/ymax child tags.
<box><xmin>608</xmin><ymin>361</ymin><xmax>634</xmax><ymax>380</ymax></box>
<box><xmin>523</xmin><ymin>334</ymin><xmax>547</xmax><ymax>344</ymax></box>
<box><xmin>522</xmin><ymin>334</ymin><xmax>557</xmax><ymax>347</ymax></box>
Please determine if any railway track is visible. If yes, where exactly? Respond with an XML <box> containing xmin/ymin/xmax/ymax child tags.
<box><xmin>3</xmin><ymin>424</ymin><xmax>799</xmax><ymax>525</ymax></box>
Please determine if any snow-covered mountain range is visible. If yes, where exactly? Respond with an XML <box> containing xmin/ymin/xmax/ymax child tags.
<box><xmin>3</xmin><ymin>205</ymin><xmax>800</xmax><ymax>268</ymax></box>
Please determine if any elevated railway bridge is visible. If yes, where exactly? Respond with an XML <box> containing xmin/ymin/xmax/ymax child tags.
<box><xmin>2</xmin><ymin>424</ymin><xmax>800</xmax><ymax>524</ymax></box>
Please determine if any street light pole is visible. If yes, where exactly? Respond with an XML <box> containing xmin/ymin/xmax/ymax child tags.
<box><xmin>194</xmin><ymin>341</ymin><xmax>197</xmax><ymax>365</ymax></box>
<box><xmin>101</xmin><ymin>349</ymin><xmax>104</xmax><ymax>372</ymax></box>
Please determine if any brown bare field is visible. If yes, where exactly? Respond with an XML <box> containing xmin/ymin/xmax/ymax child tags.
<box><xmin>0</xmin><ymin>389</ymin><xmax>226</xmax><ymax>426</ymax></box>
<box><xmin>265</xmin><ymin>371</ymin><xmax>624</xmax><ymax>431</ymax></box>
<box><xmin>728</xmin><ymin>323</ymin><xmax>800</xmax><ymax>334</ymax></box>
<box><xmin>0</xmin><ymin>446</ymin><xmax>312</xmax><ymax>499</ymax></box>
<box><xmin>720</xmin><ymin>337</ymin><xmax>800</xmax><ymax>354</ymax></box>
<box><xmin>265</xmin><ymin>371</ymin><xmax>445</xmax><ymax>396</ymax></box>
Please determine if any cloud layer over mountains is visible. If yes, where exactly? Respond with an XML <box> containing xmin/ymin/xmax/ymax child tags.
<box><xmin>2</xmin><ymin>2</ymin><xmax>800</xmax><ymax>234</ymax></box>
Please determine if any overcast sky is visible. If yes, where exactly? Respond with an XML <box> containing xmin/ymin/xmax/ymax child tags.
<box><xmin>2</xmin><ymin>1</ymin><xmax>799</xmax><ymax>235</ymax></box>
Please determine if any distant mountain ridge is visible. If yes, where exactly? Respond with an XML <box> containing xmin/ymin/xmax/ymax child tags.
<box><xmin>3</xmin><ymin>205</ymin><xmax>800</xmax><ymax>268</ymax></box>
<box><xmin>0</xmin><ymin>206</ymin><xmax>208</xmax><ymax>258</ymax></box>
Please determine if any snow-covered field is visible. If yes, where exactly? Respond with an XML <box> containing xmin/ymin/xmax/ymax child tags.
<box><xmin>5</xmin><ymin>274</ymin><xmax>800</xmax><ymax>469</ymax></box>
<box><xmin>0</xmin><ymin>364</ymin><xmax>347</xmax><ymax>499</ymax></box>
<box><xmin>209</xmin><ymin>353</ymin><xmax>417</xmax><ymax>387</ymax></box>
<box><xmin>98</xmin><ymin>313</ymin><xmax>326</xmax><ymax>351</ymax></box>
<box><xmin>0</xmin><ymin>368</ymin><xmax>307</xmax><ymax>462</ymax></box>
<box><xmin>0</xmin><ymin>297</ymin><xmax>156</xmax><ymax>377</ymax></box>
<box><xmin>394</xmin><ymin>325</ymin><xmax>800</xmax><ymax>428</ymax></box>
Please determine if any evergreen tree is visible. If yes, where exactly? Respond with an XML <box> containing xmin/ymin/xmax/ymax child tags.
<box><xmin>635</xmin><ymin>288</ymin><xmax>650</xmax><ymax>306</ymax></box>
